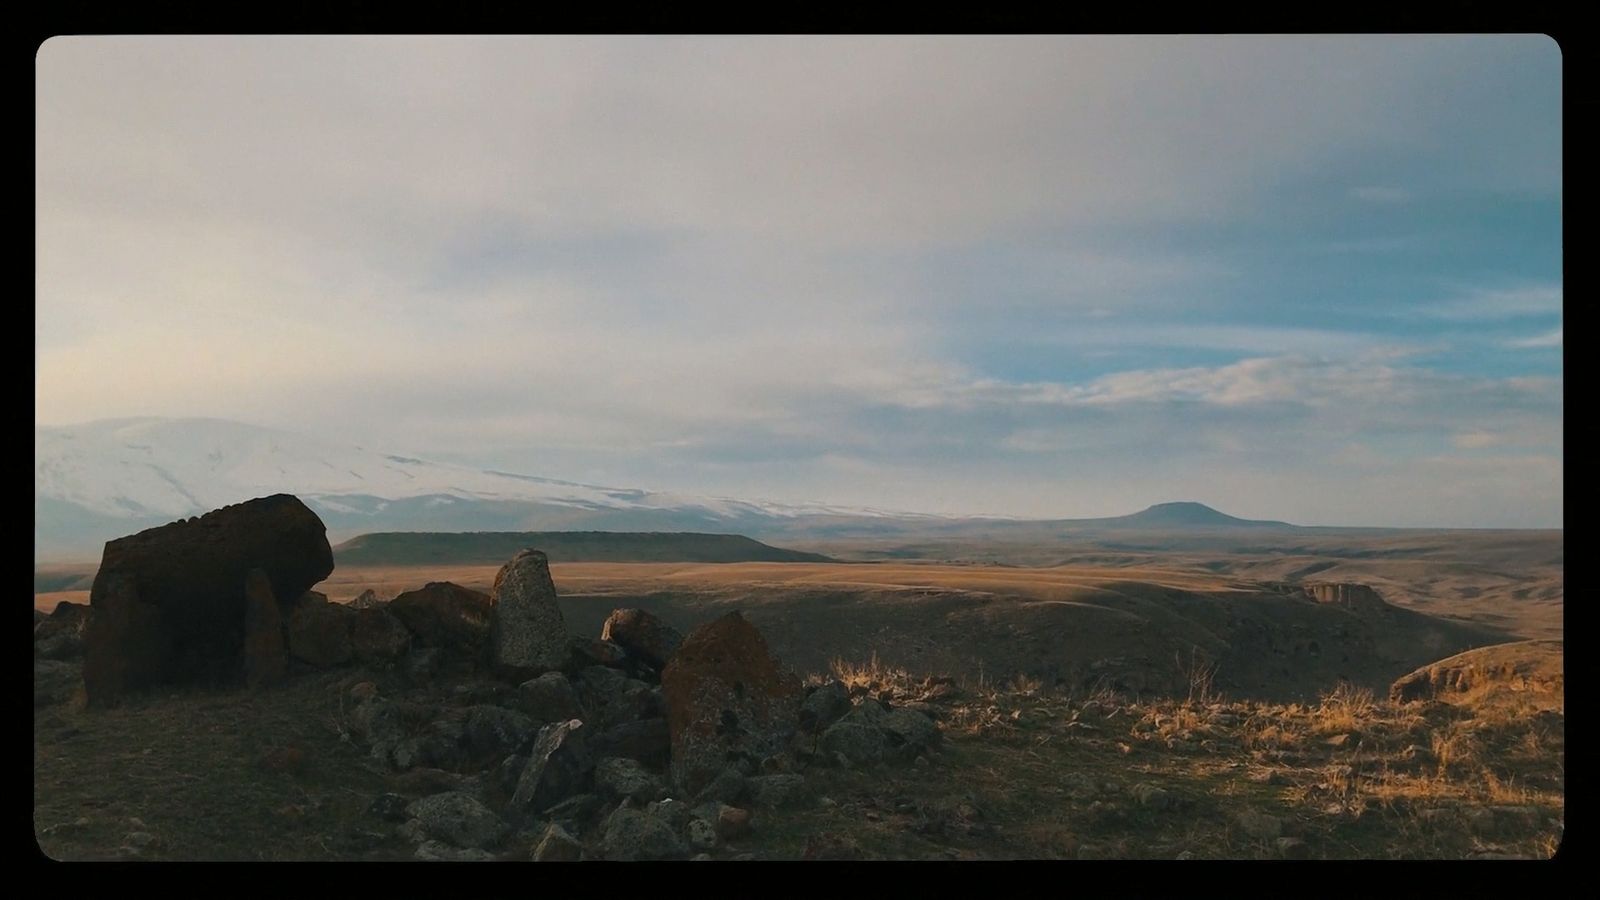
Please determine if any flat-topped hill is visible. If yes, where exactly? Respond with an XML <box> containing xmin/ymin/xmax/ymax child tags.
<box><xmin>331</xmin><ymin>531</ymin><xmax>835</xmax><ymax>567</ymax></box>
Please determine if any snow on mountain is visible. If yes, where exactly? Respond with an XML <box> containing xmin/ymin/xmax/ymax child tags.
<box><xmin>33</xmin><ymin>416</ymin><xmax>899</xmax><ymax>524</ymax></box>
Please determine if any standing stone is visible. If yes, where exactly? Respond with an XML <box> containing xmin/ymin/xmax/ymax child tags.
<box><xmin>660</xmin><ymin>612</ymin><xmax>804</xmax><ymax>796</ymax></box>
<box><xmin>490</xmin><ymin>550</ymin><xmax>569</xmax><ymax>679</ymax></box>
<box><xmin>601</xmin><ymin>608</ymin><xmax>684</xmax><ymax>671</ymax></box>
<box><xmin>242</xmin><ymin>568</ymin><xmax>286</xmax><ymax>689</ymax></box>
<box><xmin>82</xmin><ymin>494</ymin><xmax>334</xmax><ymax>706</ymax></box>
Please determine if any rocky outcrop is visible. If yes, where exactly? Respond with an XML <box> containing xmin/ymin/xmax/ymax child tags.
<box><xmin>82</xmin><ymin>494</ymin><xmax>334</xmax><ymax>705</ymax></box>
<box><xmin>1390</xmin><ymin>640</ymin><xmax>1564</xmax><ymax>703</ymax></box>
<box><xmin>1304</xmin><ymin>583</ymin><xmax>1390</xmax><ymax>615</ymax></box>
<box><xmin>660</xmin><ymin>612</ymin><xmax>804</xmax><ymax>795</ymax></box>
<box><xmin>490</xmin><ymin>550</ymin><xmax>569</xmax><ymax>679</ymax></box>
<box><xmin>388</xmin><ymin>582</ymin><xmax>494</xmax><ymax>655</ymax></box>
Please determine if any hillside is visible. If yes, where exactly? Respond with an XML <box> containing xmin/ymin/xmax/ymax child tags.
<box><xmin>331</xmin><ymin>531</ymin><xmax>835</xmax><ymax>566</ymax></box>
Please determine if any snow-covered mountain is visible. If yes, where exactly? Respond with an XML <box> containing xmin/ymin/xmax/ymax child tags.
<box><xmin>34</xmin><ymin>417</ymin><xmax>915</xmax><ymax>559</ymax></box>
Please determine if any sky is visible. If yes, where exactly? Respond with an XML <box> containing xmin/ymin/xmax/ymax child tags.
<box><xmin>34</xmin><ymin>35</ymin><xmax>1563</xmax><ymax>528</ymax></box>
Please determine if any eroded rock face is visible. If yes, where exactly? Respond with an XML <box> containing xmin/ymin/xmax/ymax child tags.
<box><xmin>490</xmin><ymin>550</ymin><xmax>570</xmax><ymax>679</ymax></box>
<box><xmin>389</xmin><ymin>582</ymin><xmax>494</xmax><ymax>655</ymax></box>
<box><xmin>601</xmin><ymin>608</ymin><xmax>684</xmax><ymax>671</ymax></box>
<box><xmin>1304</xmin><ymin>583</ymin><xmax>1390</xmax><ymax>614</ymax></box>
<box><xmin>82</xmin><ymin>494</ymin><xmax>334</xmax><ymax>705</ymax></box>
<box><xmin>660</xmin><ymin>612</ymin><xmax>803</xmax><ymax>796</ymax></box>
<box><xmin>1390</xmin><ymin>640</ymin><xmax>1565</xmax><ymax>703</ymax></box>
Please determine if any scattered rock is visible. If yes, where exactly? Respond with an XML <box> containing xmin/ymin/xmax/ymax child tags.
<box><xmin>414</xmin><ymin>841</ymin><xmax>496</xmax><ymax>861</ymax></box>
<box><xmin>746</xmin><ymin>773</ymin><xmax>806</xmax><ymax>809</ymax></box>
<box><xmin>589</xmin><ymin>718</ymin><xmax>672</xmax><ymax>771</ymax></box>
<box><xmin>799</xmin><ymin>680</ymin><xmax>851</xmax><ymax>734</ymax></box>
<box><xmin>405</xmin><ymin>792</ymin><xmax>509</xmax><ymax>849</ymax></box>
<box><xmin>532</xmin><ymin>823</ymin><xmax>584</xmax><ymax>861</ymax></box>
<box><xmin>716</xmin><ymin>805</ymin><xmax>753</xmax><ymax>840</ymax></box>
<box><xmin>595</xmin><ymin>757</ymin><xmax>664</xmax><ymax>803</ymax></box>
<box><xmin>686</xmin><ymin>817</ymin><xmax>719</xmax><ymax>851</ymax></box>
<box><xmin>601</xmin><ymin>807</ymin><xmax>687</xmax><ymax>861</ymax></box>
<box><xmin>1131</xmin><ymin>783</ymin><xmax>1173</xmax><ymax>811</ymax></box>
<box><xmin>574</xmin><ymin>666</ymin><xmax>660</xmax><ymax>731</ymax></box>
<box><xmin>489</xmin><ymin>550</ymin><xmax>570</xmax><ymax>679</ymax></box>
<box><xmin>389</xmin><ymin>582</ymin><xmax>494</xmax><ymax>655</ymax></box>
<box><xmin>601</xmin><ymin>608</ymin><xmax>684</xmax><ymax>671</ymax></box>
<box><xmin>34</xmin><ymin>659</ymin><xmax>82</xmax><ymax>709</ymax></box>
<box><xmin>517</xmin><ymin>672</ymin><xmax>585</xmax><ymax>724</ymax></box>
<box><xmin>511</xmin><ymin>719</ymin><xmax>593</xmax><ymax>814</ymax></box>
<box><xmin>368</xmin><ymin>793</ymin><xmax>411</xmax><ymax>822</ymax></box>
<box><xmin>352</xmin><ymin>608</ymin><xmax>412</xmax><ymax>663</ymax></box>
<box><xmin>287</xmin><ymin>593</ymin><xmax>357</xmax><ymax>668</ymax></box>
<box><xmin>462</xmin><ymin>705</ymin><xmax>539</xmax><ymax>763</ymax></box>
<box><xmin>1236</xmin><ymin>810</ymin><xmax>1285</xmax><ymax>840</ymax></box>
<box><xmin>821</xmin><ymin>721</ymin><xmax>887</xmax><ymax>767</ymax></box>
<box><xmin>660</xmin><ymin>612</ymin><xmax>804</xmax><ymax>795</ymax></box>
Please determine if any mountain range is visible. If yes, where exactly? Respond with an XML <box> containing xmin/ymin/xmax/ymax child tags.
<box><xmin>35</xmin><ymin>416</ymin><xmax>1298</xmax><ymax>560</ymax></box>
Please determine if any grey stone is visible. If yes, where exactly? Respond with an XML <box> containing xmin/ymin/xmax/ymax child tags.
<box><xmin>405</xmin><ymin>791</ymin><xmax>509</xmax><ymax>849</ymax></box>
<box><xmin>820</xmin><ymin>721</ymin><xmax>888</xmax><ymax>767</ymax></box>
<box><xmin>695</xmin><ymin>766</ymin><xmax>748</xmax><ymax>804</ymax></box>
<box><xmin>686</xmin><ymin>816</ymin><xmax>719</xmax><ymax>851</ymax></box>
<box><xmin>415</xmin><ymin>840</ymin><xmax>496</xmax><ymax>861</ymax></box>
<box><xmin>601</xmin><ymin>807</ymin><xmax>687</xmax><ymax>861</ymax></box>
<box><xmin>463</xmin><ymin>705</ymin><xmax>538</xmax><ymax>761</ymax></box>
<box><xmin>517</xmin><ymin>672</ymin><xmax>584</xmax><ymax>724</ymax></box>
<box><xmin>800</xmin><ymin>680</ymin><xmax>851</xmax><ymax>733</ymax></box>
<box><xmin>490</xmin><ymin>549</ymin><xmax>569</xmax><ymax>678</ymax></box>
<box><xmin>596</xmin><ymin>756</ymin><xmax>664</xmax><ymax>803</ymax></box>
<box><xmin>746</xmin><ymin>773</ymin><xmax>807</xmax><ymax>809</ymax></box>
<box><xmin>532</xmin><ymin>823</ymin><xmax>584</xmax><ymax>861</ymax></box>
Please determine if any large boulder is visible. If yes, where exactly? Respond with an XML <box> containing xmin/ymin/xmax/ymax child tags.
<box><xmin>601</xmin><ymin>608</ymin><xmax>684</xmax><ymax>671</ymax></box>
<box><xmin>286</xmin><ymin>592</ymin><xmax>356</xmax><ymax>668</ymax></box>
<box><xmin>594</xmin><ymin>757</ymin><xmax>664</xmax><ymax>803</ymax></box>
<box><xmin>388</xmin><ymin>582</ymin><xmax>493</xmax><ymax>655</ymax></box>
<box><xmin>82</xmin><ymin>495</ymin><xmax>333</xmax><ymax>705</ymax></box>
<box><xmin>516</xmin><ymin>672</ymin><xmax>584</xmax><ymax>724</ymax></box>
<box><xmin>600</xmin><ymin>807</ymin><xmax>687</xmax><ymax>861</ymax></box>
<box><xmin>405</xmin><ymin>792</ymin><xmax>509</xmax><ymax>849</ymax></box>
<box><xmin>589</xmin><ymin>718</ymin><xmax>672</xmax><ymax>771</ymax></box>
<box><xmin>660</xmin><ymin>612</ymin><xmax>804</xmax><ymax>796</ymax></box>
<box><xmin>573</xmin><ymin>666</ymin><xmax>661</xmax><ymax>730</ymax></box>
<box><xmin>489</xmin><ymin>549</ymin><xmax>569</xmax><ymax>680</ymax></box>
<box><xmin>241</xmin><ymin>568</ymin><xmax>287</xmax><ymax>689</ymax></box>
<box><xmin>511</xmin><ymin>719</ymin><xmax>593</xmax><ymax>815</ymax></box>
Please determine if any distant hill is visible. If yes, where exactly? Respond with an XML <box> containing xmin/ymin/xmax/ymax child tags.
<box><xmin>1085</xmin><ymin>501</ymin><xmax>1296</xmax><ymax>530</ymax></box>
<box><xmin>331</xmin><ymin>531</ymin><xmax>837</xmax><ymax>566</ymax></box>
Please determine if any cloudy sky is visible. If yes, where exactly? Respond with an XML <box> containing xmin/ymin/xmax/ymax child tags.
<box><xmin>35</xmin><ymin>35</ymin><xmax>1562</xmax><ymax>527</ymax></box>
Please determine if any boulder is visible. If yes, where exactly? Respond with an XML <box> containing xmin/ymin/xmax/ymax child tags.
<box><xmin>388</xmin><ymin>582</ymin><xmax>494</xmax><ymax>655</ymax></box>
<box><xmin>463</xmin><ymin>705</ymin><xmax>539</xmax><ymax>764</ymax></box>
<box><xmin>589</xmin><ymin>718</ymin><xmax>672</xmax><ymax>771</ymax></box>
<box><xmin>511</xmin><ymin>719</ymin><xmax>593</xmax><ymax>814</ymax></box>
<box><xmin>82</xmin><ymin>494</ymin><xmax>334</xmax><ymax>706</ymax></box>
<box><xmin>489</xmin><ymin>550</ymin><xmax>570</xmax><ymax>679</ymax></box>
<box><xmin>660</xmin><ymin>612</ymin><xmax>804</xmax><ymax>795</ymax></box>
<box><xmin>566</xmin><ymin>636</ymin><xmax>630</xmax><ymax>671</ymax></box>
<box><xmin>686</xmin><ymin>817</ymin><xmax>719</xmax><ymax>851</ymax></box>
<box><xmin>820</xmin><ymin>721</ymin><xmax>888</xmax><ymax>767</ymax></box>
<box><xmin>405</xmin><ymin>791</ymin><xmax>509</xmax><ymax>849</ymax></box>
<box><xmin>516</xmin><ymin>672</ymin><xmax>584</xmax><ymax>724</ymax></box>
<box><xmin>349</xmin><ymin>589</ymin><xmax>386</xmax><ymax>610</ymax></box>
<box><xmin>286</xmin><ymin>592</ymin><xmax>356</xmax><ymax>668</ymax></box>
<box><xmin>352</xmin><ymin>608</ymin><xmax>412</xmax><ymax>663</ymax></box>
<box><xmin>574</xmin><ymin>666</ymin><xmax>660</xmax><ymax>730</ymax></box>
<box><xmin>600</xmin><ymin>807</ymin><xmax>687</xmax><ymax>861</ymax></box>
<box><xmin>532</xmin><ymin>823</ymin><xmax>584</xmax><ymax>861</ymax></box>
<box><xmin>35</xmin><ymin>602</ymin><xmax>91</xmax><ymax>660</ymax></box>
<box><xmin>799</xmin><ymin>680</ymin><xmax>851</xmax><ymax>734</ymax></box>
<box><xmin>881</xmin><ymin>707</ymin><xmax>942</xmax><ymax>756</ymax></box>
<box><xmin>595</xmin><ymin>757</ymin><xmax>664</xmax><ymax>803</ymax></box>
<box><xmin>695</xmin><ymin>767</ymin><xmax>748</xmax><ymax>804</ymax></box>
<box><xmin>747</xmin><ymin>773</ymin><xmax>807</xmax><ymax>809</ymax></box>
<box><xmin>241</xmin><ymin>568</ymin><xmax>287</xmax><ymax>688</ymax></box>
<box><xmin>601</xmin><ymin>608</ymin><xmax>684</xmax><ymax>671</ymax></box>
<box><xmin>35</xmin><ymin>659</ymin><xmax>81</xmax><ymax>708</ymax></box>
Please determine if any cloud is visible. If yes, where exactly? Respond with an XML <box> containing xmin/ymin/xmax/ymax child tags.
<box><xmin>1419</xmin><ymin>285</ymin><xmax>1563</xmax><ymax>321</ymax></box>
<box><xmin>1507</xmin><ymin>327</ymin><xmax>1563</xmax><ymax>349</ymax></box>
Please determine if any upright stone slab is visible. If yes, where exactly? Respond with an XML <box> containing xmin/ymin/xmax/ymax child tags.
<box><xmin>489</xmin><ymin>550</ymin><xmax>569</xmax><ymax>680</ymax></box>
